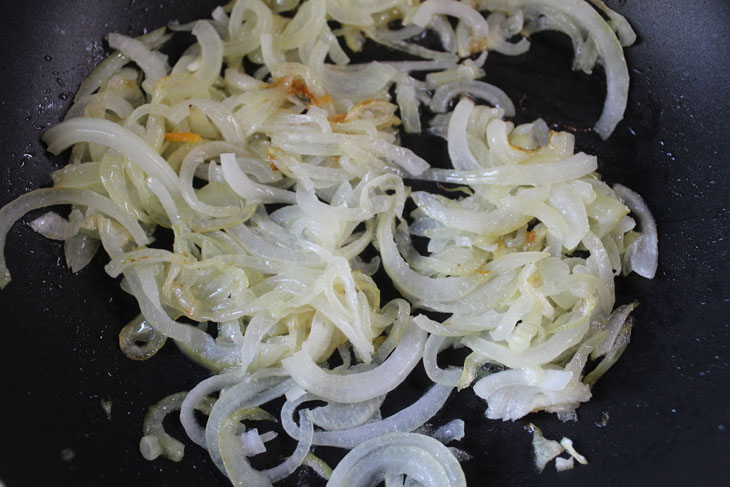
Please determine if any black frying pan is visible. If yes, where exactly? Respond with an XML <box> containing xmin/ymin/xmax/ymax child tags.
<box><xmin>1</xmin><ymin>1</ymin><xmax>729</xmax><ymax>486</ymax></box>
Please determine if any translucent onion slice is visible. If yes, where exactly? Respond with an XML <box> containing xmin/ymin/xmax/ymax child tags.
<box><xmin>191</xmin><ymin>21</ymin><xmax>224</xmax><ymax>86</ymax></box>
<box><xmin>43</xmin><ymin>118</ymin><xmax>180</xmax><ymax>193</ymax></box>
<box><xmin>139</xmin><ymin>392</ymin><xmax>215</xmax><ymax>462</ymax></box>
<box><xmin>447</xmin><ymin>98</ymin><xmax>482</xmax><ymax>171</ymax></box>
<box><xmin>123</xmin><ymin>266</ymin><xmax>216</xmax><ymax>344</ymax></box>
<box><xmin>613</xmin><ymin>184</ymin><xmax>658</xmax><ymax>279</ymax></box>
<box><xmin>281</xmin><ymin>383</ymin><xmax>452</xmax><ymax>448</ymax></box>
<box><xmin>527</xmin><ymin>423</ymin><xmax>564</xmax><ymax>472</ymax></box>
<box><xmin>75</xmin><ymin>27</ymin><xmax>171</xmax><ymax>101</ymax></box>
<box><xmin>422</xmin><ymin>335</ymin><xmax>461</xmax><ymax>387</ymax></box>
<box><xmin>431</xmin><ymin>81</ymin><xmax>515</xmax><ymax>117</ymax></box>
<box><xmin>327</xmin><ymin>432</ymin><xmax>467</xmax><ymax>487</ymax></box>
<box><xmin>28</xmin><ymin>211</ymin><xmax>78</xmax><ymax>240</ymax></box>
<box><xmin>594</xmin><ymin>301</ymin><xmax>637</xmax><ymax>357</ymax></box>
<box><xmin>205</xmin><ymin>377</ymin><xmax>292</xmax><ymax>472</ymax></box>
<box><xmin>119</xmin><ymin>314</ymin><xmax>167</xmax><ymax>361</ymax></box>
<box><xmin>65</xmin><ymin>234</ymin><xmax>101</xmax><ymax>273</ymax></box>
<box><xmin>180</xmin><ymin>373</ymin><xmax>243</xmax><ymax>448</ymax></box>
<box><xmin>473</xmin><ymin>368</ymin><xmax>574</xmax><ymax>401</ymax></box>
<box><xmin>262</xmin><ymin>410</ymin><xmax>313</xmax><ymax>482</ymax></box>
<box><xmin>107</xmin><ymin>32</ymin><xmax>170</xmax><ymax>92</ymax></box>
<box><xmin>282</xmin><ymin>319</ymin><xmax>426</xmax><ymax>403</ymax></box>
<box><xmin>221</xmin><ymin>153</ymin><xmax>297</xmax><ymax>204</ymax></box>
<box><xmin>377</xmin><ymin>211</ymin><xmax>483</xmax><ymax>302</ymax></box>
<box><xmin>588</xmin><ymin>0</ymin><xmax>637</xmax><ymax>46</ymax></box>
<box><xmin>480</xmin><ymin>0</ymin><xmax>631</xmax><ymax>138</ymax></box>
<box><xmin>412</xmin><ymin>0</ymin><xmax>489</xmax><ymax>40</ymax></box>
<box><xmin>462</xmin><ymin>313</ymin><xmax>591</xmax><ymax>369</ymax></box>
<box><xmin>0</xmin><ymin>188</ymin><xmax>150</xmax><ymax>288</ymax></box>
<box><xmin>432</xmin><ymin>419</ymin><xmax>465</xmax><ymax>444</ymax></box>
<box><xmin>0</xmin><ymin>0</ymin><xmax>655</xmax><ymax>483</ymax></box>
<box><xmin>419</xmin><ymin>153</ymin><xmax>598</xmax><ymax>186</ymax></box>
<box><xmin>309</xmin><ymin>395</ymin><xmax>386</xmax><ymax>431</ymax></box>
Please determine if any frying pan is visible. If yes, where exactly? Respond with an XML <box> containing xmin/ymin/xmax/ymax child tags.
<box><xmin>1</xmin><ymin>1</ymin><xmax>728</xmax><ymax>485</ymax></box>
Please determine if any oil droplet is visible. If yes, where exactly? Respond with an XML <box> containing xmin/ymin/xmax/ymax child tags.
<box><xmin>44</xmin><ymin>55</ymin><xmax>52</xmax><ymax>61</ymax></box>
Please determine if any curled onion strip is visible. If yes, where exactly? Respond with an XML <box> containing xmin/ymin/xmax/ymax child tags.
<box><xmin>282</xmin><ymin>383</ymin><xmax>452</xmax><ymax>448</ymax></box>
<box><xmin>0</xmin><ymin>188</ymin><xmax>149</xmax><ymax>288</ymax></box>
<box><xmin>328</xmin><ymin>432</ymin><xmax>467</xmax><ymax>487</ymax></box>
<box><xmin>282</xmin><ymin>319</ymin><xmax>426</xmax><ymax>403</ymax></box>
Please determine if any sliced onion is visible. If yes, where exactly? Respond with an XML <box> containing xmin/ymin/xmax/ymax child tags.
<box><xmin>191</xmin><ymin>21</ymin><xmax>224</xmax><ymax>86</ymax></box>
<box><xmin>282</xmin><ymin>319</ymin><xmax>426</xmax><ymax>403</ymax></box>
<box><xmin>282</xmin><ymin>383</ymin><xmax>452</xmax><ymax>448</ymax></box>
<box><xmin>422</xmin><ymin>334</ymin><xmax>461</xmax><ymax>387</ymax></box>
<box><xmin>205</xmin><ymin>376</ymin><xmax>292</xmax><ymax>472</ymax></box>
<box><xmin>180</xmin><ymin>373</ymin><xmax>242</xmax><ymax>448</ymax></box>
<box><xmin>431</xmin><ymin>81</ymin><xmax>515</xmax><ymax>116</ymax></box>
<box><xmin>43</xmin><ymin>118</ymin><xmax>179</xmax><ymax>193</ymax></box>
<box><xmin>473</xmin><ymin>368</ymin><xmax>573</xmax><ymax>401</ymax></box>
<box><xmin>480</xmin><ymin>0</ymin><xmax>630</xmax><ymax>138</ymax></box>
<box><xmin>0</xmin><ymin>188</ymin><xmax>150</xmax><ymax>288</ymax></box>
<box><xmin>0</xmin><ymin>0</ymin><xmax>654</xmax><ymax>483</ymax></box>
<box><xmin>377</xmin><ymin>211</ymin><xmax>483</xmax><ymax>302</ymax></box>
<box><xmin>412</xmin><ymin>0</ymin><xmax>489</xmax><ymax>40</ymax></box>
<box><xmin>262</xmin><ymin>410</ymin><xmax>313</xmax><ymax>482</ymax></box>
<box><xmin>613</xmin><ymin>184</ymin><xmax>658</xmax><ymax>279</ymax></box>
<box><xmin>119</xmin><ymin>314</ymin><xmax>167</xmax><ymax>361</ymax></box>
<box><xmin>594</xmin><ymin>301</ymin><xmax>637</xmax><ymax>357</ymax></box>
<box><xmin>27</xmin><ymin>211</ymin><xmax>77</xmax><ymax>240</ymax></box>
<box><xmin>432</xmin><ymin>419</ymin><xmax>465</xmax><ymax>444</ymax></box>
<box><xmin>76</xmin><ymin>27</ymin><xmax>171</xmax><ymax>100</ymax></box>
<box><xmin>123</xmin><ymin>266</ymin><xmax>215</xmax><ymax>344</ymax></box>
<box><xmin>107</xmin><ymin>33</ymin><xmax>170</xmax><ymax>92</ymax></box>
<box><xmin>588</xmin><ymin>0</ymin><xmax>637</xmax><ymax>46</ymax></box>
<box><xmin>446</xmin><ymin>98</ymin><xmax>481</xmax><ymax>171</ymax></box>
<box><xmin>395</xmin><ymin>83</ymin><xmax>422</xmax><ymax>134</ymax></box>
<box><xmin>527</xmin><ymin>423</ymin><xmax>564</xmax><ymax>472</ymax></box>
<box><xmin>140</xmin><ymin>391</ymin><xmax>215</xmax><ymax>462</ymax></box>
<box><xmin>65</xmin><ymin>234</ymin><xmax>101</xmax><ymax>273</ymax></box>
<box><xmin>462</xmin><ymin>311</ymin><xmax>591</xmax><ymax>369</ymax></box>
<box><xmin>221</xmin><ymin>153</ymin><xmax>296</xmax><ymax>204</ymax></box>
<box><xmin>328</xmin><ymin>432</ymin><xmax>467</xmax><ymax>487</ymax></box>
<box><xmin>420</xmin><ymin>153</ymin><xmax>597</xmax><ymax>186</ymax></box>
<box><xmin>309</xmin><ymin>395</ymin><xmax>386</xmax><ymax>432</ymax></box>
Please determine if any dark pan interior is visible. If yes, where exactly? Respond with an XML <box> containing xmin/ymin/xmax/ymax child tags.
<box><xmin>0</xmin><ymin>1</ymin><xmax>728</xmax><ymax>485</ymax></box>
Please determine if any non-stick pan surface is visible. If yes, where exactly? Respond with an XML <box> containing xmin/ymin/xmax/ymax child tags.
<box><xmin>1</xmin><ymin>1</ymin><xmax>728</xmax><ymax>486</ymax></box>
